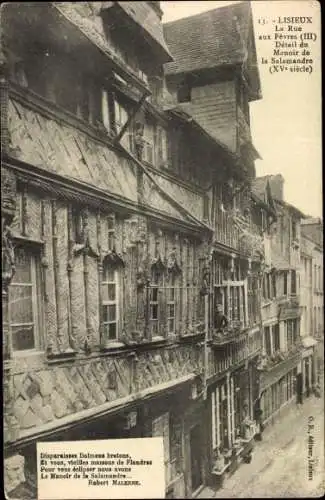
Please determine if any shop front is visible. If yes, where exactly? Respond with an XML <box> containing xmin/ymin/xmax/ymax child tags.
<box><xmin>207</xmin><ymin>367</ymin><xmax>257</xmax><ymax>491</ymax></box>
<box><xmin>182</xmin><ymin>392</ymin><xmax>209</xmax><ymax>498</ymax></box>
<box><xmin>301</xmin><ymin>336</ymin><xmax>318</xmax><ymax>397</ymax></box>
<box><xmin>6</xmin><ymin>378</ymin><xmax>199</xmax><ymax>499</ymax></box>
<box><xmin>259</xmin><ymin>351</ymin><xmax>302</xmax><ymax>426</ymax></box>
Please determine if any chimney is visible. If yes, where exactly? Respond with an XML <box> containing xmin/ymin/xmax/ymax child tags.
<box><xmin>269</xmin><ymin>174</ymin><xmax>284</xmax><ymax>201</ymax></box>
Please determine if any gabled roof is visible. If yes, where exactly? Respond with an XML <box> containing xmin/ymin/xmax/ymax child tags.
<box><xmin>251</xmin><ymin>176</ymin><xmax>276</xmax><ymax>213</ymax></box>
<box><xmin>163</xmin><ymin>1</ymin><xmax>261</xmax><ymax>99</ymax></box>
<box><xmin>166</xmin><ymin>105</ymin><xmax>238</xmax><ymax>162</ymax></box>
<box><xmin>252</xmin><ymin>175</ymin><xmax>306</xmax><ymax>219</ymax></box>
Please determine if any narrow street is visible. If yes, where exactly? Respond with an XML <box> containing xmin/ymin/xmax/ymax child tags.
<box><xmin>200</xmin><ymin>391</ymin><xmax>324</xmax><ymax>498</ymax></box>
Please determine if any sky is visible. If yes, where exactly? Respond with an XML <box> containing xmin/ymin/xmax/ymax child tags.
<box><xmin>161</xmin><ymin>1</ymin><xmax>322</xmax><ymax>218</ymax></box>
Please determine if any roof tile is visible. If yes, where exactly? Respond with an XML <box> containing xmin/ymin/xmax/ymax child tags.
<box><xmin>163</xmin><ymin>2</ymin><xmax>251</xmax><ymax>75</ymax></box>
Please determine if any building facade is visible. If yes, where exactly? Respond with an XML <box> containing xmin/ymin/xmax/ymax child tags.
<box><xmin>251</xmin><ymin>175</ymin><xmax>306</xmax><ymax>427</ymax></box>
<box><xmin>301</xmin><ymin>217</ymin><xmax>324</xmax><ymax>388</ymax></box>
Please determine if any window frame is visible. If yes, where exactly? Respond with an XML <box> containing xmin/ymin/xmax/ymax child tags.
<box><xmin>10</xmin><ymin>245</ymin><xmax>42</xmax><ymax>354</ymax></box>
<box><xmin>101</xmin><ymin>267</ymin><xmax>120</xmax><ymax>343</ymax></box>
<box><xmin>166</xmin><ymin>276</ymin><xmax>176</xmax><ymax>336</ymax></box>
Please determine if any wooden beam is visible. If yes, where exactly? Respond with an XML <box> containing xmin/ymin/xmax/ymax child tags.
<box><xmin>115</xmin><ymin>91</ymin><xmax>149</xmax><ymax>144</ymax></box>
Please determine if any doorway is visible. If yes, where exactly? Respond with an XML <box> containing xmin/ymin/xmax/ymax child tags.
<box><xmin>190</xmin><ymin>424</ymin><xmax>203</xmax><ymax>493</ymax></box>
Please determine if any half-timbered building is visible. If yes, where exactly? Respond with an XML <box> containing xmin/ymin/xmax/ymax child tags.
<box><xmin>2</xmin><ymin>2</ymin><xmax>272</xmax><ymax>498</ymax></box>
<box><xmin>251</xmin><ymin>175</ymin><xmax>307</xmax><ymax>427</ymax></box>
<box><xmin>163</xmin><ymin>2</ymin><xmax>270</xmax><ymax>492</ymax></box>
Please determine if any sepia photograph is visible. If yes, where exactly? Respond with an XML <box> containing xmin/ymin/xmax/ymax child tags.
<box><xmin>1</xmin><ymin>1</ymin><xmax>323</xmax><ymax>499</ymax></box>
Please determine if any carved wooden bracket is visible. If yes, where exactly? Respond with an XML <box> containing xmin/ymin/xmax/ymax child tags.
<box><xmin>167</xmin><ymin>247</ymin><xmax>182</xmax><ymax>276</ymax></box>
<box><xmin>134</xmin><ymin>121</ymin><xmax>144</xmax><ymax>161</ymax></box>
<box><xmin>2</xmin><ymin>168</ymin><xmax>17</xmax><ymax>292</ymax></box>
<box><xmin>73</xmin><ymin>209</ymin><xmax>99</xmax><ymax>258</ymax></box>
<box><xmin>102</xmin><ymin>249</ymin><xmax>125</xmax><ymax>268</ymax></box>
<box><xmin>151</xmin><ymin>255</ymin><xmax>166</xmax><ymax>276</ymax></box>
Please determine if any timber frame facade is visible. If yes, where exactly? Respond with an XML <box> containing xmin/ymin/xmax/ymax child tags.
<box><xmin>2</xmin><ymin>2</ymin><xmax>320</xmax><ymax>498</ymax></box>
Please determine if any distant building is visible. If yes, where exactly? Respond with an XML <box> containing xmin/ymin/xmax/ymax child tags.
<box><xmin>300</xmin><ymin>217</ymin><xmax>323</xmax><ymax>385</ymax></box>
<box><xmin>251</xmin><ymin>174</ymin><xmax>307</xmax><ymax>424</ymax></box>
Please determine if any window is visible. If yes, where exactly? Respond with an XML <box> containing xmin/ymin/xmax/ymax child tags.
<box><xmin>291</xmin><ymin>270</ymin><xmax>297</xmax><ymax>295</ymax></box>
<box><xmin>142</xmin><ymin>121</ymin><xmax>155</xmax><ymax>164</ymax></box>
<box><xmin>272</xmin><ymin>272</ymin><xmax>277</xmax><ymax>298</ymax></box>
<box><xmin>101</xmin><ymin>89</ymin><xmax>111</xmax><ymax>132</ymax></box>
<box><xmin>247</xmin><ymin>276</ymin><xmax>259</xmax><ymax>325</ymax></box>
<box><xmin>107</xmin><ymin>215</ymin><xmax>115</xmax><ymax>251</ymax></box>
<box><xmin>148</xmin><ymin>76</ymin><xmax>163</xmax><ymax>106</ymax></box>
<box><xmin>273</xmin><ymin>323</ymin><xmax>280</xmax><ymax>351</ymax></box>
<box><xmin>149</xmin><ymin>270</ymin><xmax>160</xmax><ymax>337</ymax></box>
<box><xmin>214</xmin><ymin>281</ymin><xmax>246</xmax><ymax>328</ymax></box>
<box><xmin>166</xmin><ymin>277</ymin><xmax>176</xmax><ymax>335</ymax></box>
<box><xmin>291</xmin><ymin>220</ymin><xmax>297</xmax><ymax>240</ymax></box>
<box><xmin>10</xmin><ymin>246</ymin><xmax>42</xmax><ymax>352</ymax></box>
<box><xmin>203</xmin><ymin>195</ymin><xmax>210</xmax><ymax>221</ymax></box>
<box><xmin>313</xmin><ymin>265</ymin><xmax>317</xmax><ymax>290</ymax></box>
<box><xmin>114</xmin><ymin>100</ymin><xmax>128</xmax><ymax>133</ymax></box>
<box><xmin>101</xmin><ymin>267</ymin><xmax>119</xmax><ymax>342</ymax></box>
<box><xmin>157</xmin><ymin>126</ymin><xmax>168</xmax><ymax>166</ymax></box>
<box><xmin>283</xmin><ymin>272</ymin><xmax>288</xmax><ymax>296</ymax></box>
<box><xmin>264</xmin><ymin>326</ymin><xmax>271</xmax><ymax>356</ymax></box>
<box><xmin>286</xmin><ymin>319</ymin><xmax>297</xmax><ymax>348</ymax></box>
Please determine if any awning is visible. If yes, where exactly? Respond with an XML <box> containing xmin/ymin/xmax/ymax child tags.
<box><xmin>302</xmin><ymin>336</ymin><xmax>318</xmax><ymax>349</ymax></box>
<box><xmin>259</xmin><ymin>350</ymin><xmax>302</xmax><ymax>393</ymax></box>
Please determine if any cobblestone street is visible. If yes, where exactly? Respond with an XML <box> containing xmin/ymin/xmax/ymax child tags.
<box><xmin>199</xmin><ymin>391</ymin><xmax>324</xmax><ymax>498</ymax></box>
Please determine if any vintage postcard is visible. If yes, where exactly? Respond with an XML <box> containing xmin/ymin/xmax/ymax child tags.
<box><xmin>2</xmin><ymin>1</ymin><xmax>323</xmax><ymax>499</ymax></box>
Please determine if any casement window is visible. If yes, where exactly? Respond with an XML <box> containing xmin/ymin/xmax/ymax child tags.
<box><xmin>101</xmin><ymin>89</ymin><xmax>112</xmax><ymax>132</ymax></box>
<box><xmin>214</xmin><ymin>281</ymin><xmax>246</xmax><ymax>327</ymax></box>
<box><xmin>142</xmin><ymin>121</ymin><xmax>155</xmax><ymax>164</ymax></box>
<box><xmin>101</xmin><ymin>267</ymin><xmax>119</xmax><ymax>342</ymax></box>
<box><xmin>291</xmin><ymin>270</ymin><xmax>297</xmax><ymax>295</ymax></box>
<box><xmin>157</xmin><ymin>126</ymin><xmax>168</xmax><ymax>166</ymax></box>
<box><xmin>113</xmin><ymin>99</ymin><xmax>132</xmax><ymax>150</ymax></box>
<box><xmin>114</xmin><ymin>99</ymin><xmax>128</xmax><ymax>132</ymax></box>
<box><xmin>148</xmin><ymin>76</ymin><xmax>163</xmax><ymax>105</ymax></box>
<box><xmin>203</xmin><ymin>195</ymin><xmax>210</xmax><ymax>221</ymax></box>
<box><xmin>283</xmin><ymin>272</ymin><xmax>288</xmax><ymax>296</ymax></box>
<box><xmin>166</xmin><ymin>277</ymin><xmax>176</xmax><ymax>335</ymax></box>
<box><xmin>107</xmin><ymin>215</ymin><xmax>115</xmax><ymax>251</ymax></box>
<box><xmin>10</xmin><ymin>246</ymin><xmax>42</xmax><ymax>352</ymax></box>
<box><xmin>149</xmin><ymin>269</ymin><xmax>160</xmax><ymax>337</ymax></box>
<box><xmin>286</xmin><ymin>319</ymin><xmax>295</xmax><ymax>348</ymax></box>
<box><xmin>273</xmin><ymin>323</ymin><xmax>280</xmax><ymax>351</ymax></box>
<box><xmin>272</xmin><ymin>272</ymin><xmax>277</xmax><ymax>298</ymax></box>
<box><xmin>212</xmin><ymin>384</ymin><xmax>227</xmax><ymax>451</ymax></box>
<box><xmin>264</xmin><ymin>326</ymin><xmax>272</xmax><ymax>356</ymax></box>
<box><xmin>247</xmin><ymin>276</ymin><xmax>259</xmax><ymax>325</ymax></box>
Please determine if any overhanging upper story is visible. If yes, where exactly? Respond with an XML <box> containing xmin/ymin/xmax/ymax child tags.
<box><xmin>163</xmin><ymin>1</ymin><xmax>262</xmax><ymax>167</ymax></box>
